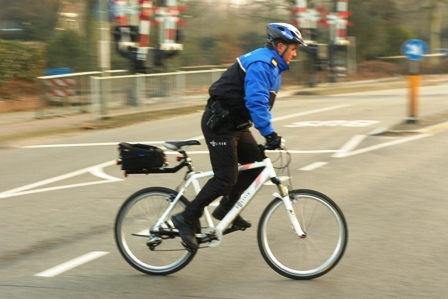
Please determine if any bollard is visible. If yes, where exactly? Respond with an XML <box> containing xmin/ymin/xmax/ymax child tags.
<box><xmin>401</xmin><ymin>39</ymin><xmax>427</xmax><ymax>124</ymax></box>
<box><xmin>406</xmin><ymin>74</ymin><xmax>420</xmax><ymax>124</ymax></box>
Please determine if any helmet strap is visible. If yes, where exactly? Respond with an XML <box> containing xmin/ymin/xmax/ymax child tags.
<box><xmin>277</xmin><ymin>43</ymin><xmax>290</xmax><ymax>58</ymax></box>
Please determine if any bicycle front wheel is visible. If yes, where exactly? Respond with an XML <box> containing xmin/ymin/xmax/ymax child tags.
<box><xmin>114</xmin><ymin>187</ymin><xmax>196</xmax><ymax>275</ymax></box>
<box><xmin>258</xmin><ymin>189</ymin><xmax>348</xmax><ymax>280</ymax></box>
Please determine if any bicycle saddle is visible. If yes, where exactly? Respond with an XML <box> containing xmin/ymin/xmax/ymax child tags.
<box><xmin>164</xmin><ymin>140</ymin><xmax>201</xmax><ymax>151</ymax></box>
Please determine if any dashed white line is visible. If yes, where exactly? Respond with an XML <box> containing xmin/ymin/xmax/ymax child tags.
<box><xmin>300</xmin><ymin>162</ymin><xmax>328</xmax><ymax>171</ymax></box>
<box><xmin>35</xmin><ymin>251</ymin><xmax>109</xmax><ymax>277</ymax></box>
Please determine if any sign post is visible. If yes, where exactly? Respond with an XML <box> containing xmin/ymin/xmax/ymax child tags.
<box><xmin>401</xmin><ymin>39</ymin><xmax>428</xmax><ymax>123</ymax></box>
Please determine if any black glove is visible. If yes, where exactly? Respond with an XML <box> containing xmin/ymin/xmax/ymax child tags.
<box><xmin>264</xmin><ymin>132</ymin><xmax>283</xmax><ymax>150</ymax></box>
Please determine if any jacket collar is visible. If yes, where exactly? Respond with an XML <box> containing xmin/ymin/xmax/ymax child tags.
<box><xmin>267</xmin><ymin>47</ymin><xmax>289</xmax><ymax>72</ymax></box>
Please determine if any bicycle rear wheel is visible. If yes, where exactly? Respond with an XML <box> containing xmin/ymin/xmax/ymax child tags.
<box><xmin>258</xmin><ymin>189</ymin><xmax>348</xmax><ymax>280</ymax></box>
<box><xmin>114</xmin><ymin>187</ymin><xmax>196</xmax><ymax>275</ymax></box>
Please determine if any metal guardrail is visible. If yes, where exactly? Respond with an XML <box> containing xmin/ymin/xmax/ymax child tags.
<box><xmin>36</xmin><ymin>70</ymin><xmax>128</xmax><ymax>119</ymax></box>
<box><xmin>35</xmin><ymin>61</ymin><xmax>307</xmax><ymax>122</ymax></box>
<box><xmin>89</xmin><ymin>69</ymin><xmax>226</xmax><ymax>121</ymax></box>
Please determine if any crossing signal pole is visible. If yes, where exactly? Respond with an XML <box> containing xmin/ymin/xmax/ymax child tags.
<box><xmin>291</xmin><ymin>0</ymin><xmax>352</xmax><ymax>85</ymax></box>
<box><xmin>110</xmin><ymin>0</ymin><xmax>185</xmax><ymax>73</ymax></box>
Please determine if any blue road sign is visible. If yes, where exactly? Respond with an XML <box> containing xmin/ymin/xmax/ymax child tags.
<box><xmin>401</xmin><ymin>39</ymin><xmax>428</xmax><ymax>61</ymax></box>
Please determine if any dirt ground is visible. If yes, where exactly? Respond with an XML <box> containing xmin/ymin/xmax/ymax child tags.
<box><xmin>0</xmin><ymin>80</ymin><xmax>40</xmax><ymax>113</ymax></box>
<box><xmin>1</xmin><ymin>60</ymin><xmax>447</xmax><ymax>114</ymax></box>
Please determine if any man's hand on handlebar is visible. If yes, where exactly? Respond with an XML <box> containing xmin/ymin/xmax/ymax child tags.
<box><xmin>264</xmin><ymin>132</ymin><xmax>284</xmax><ymax>150</ymax></box>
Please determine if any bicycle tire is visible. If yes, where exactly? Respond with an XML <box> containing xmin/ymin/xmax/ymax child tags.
<box><xmin>257</xmin><ymin>189</ymin><xmax>348</xmax><ymax>280</ymax></box>
<box><xmin>114</xmin><ymin>187</ymin><xmax>197</xmax><ymax>275</ymax></box>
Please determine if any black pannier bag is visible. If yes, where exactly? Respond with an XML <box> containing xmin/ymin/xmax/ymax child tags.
<box><xmin>118</xmin><ymin>142</ymin><xmax>167</xmax><ymax>173</ymax></box>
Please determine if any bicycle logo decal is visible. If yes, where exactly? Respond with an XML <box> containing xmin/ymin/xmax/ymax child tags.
<box><xmin>209</xmin><ymin>140</ymin><xmax>227</xmax><ymax>147</ymax></box>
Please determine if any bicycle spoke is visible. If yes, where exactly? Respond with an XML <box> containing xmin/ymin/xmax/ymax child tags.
<box><xmin>258</xmin><ymin>190</ymin><xmax>348</xmax><ymax>280</ymax></box>
<box><xmin>115</xmin><ymin>187</ymin><xmax>196</xmax><ymax>275</ymax></box>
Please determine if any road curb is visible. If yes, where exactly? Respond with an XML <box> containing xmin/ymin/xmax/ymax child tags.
<box><xmin>392</xmin><ymin>120</ymin><xmax>448</xmax><ymax>135</ymax></box>
<box><xmin>370</xmin><ymin>120</ymin><xmax>448</xmax><ymax>136</ymax></box>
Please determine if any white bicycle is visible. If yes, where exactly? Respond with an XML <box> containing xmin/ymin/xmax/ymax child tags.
<box><xmin>114</xmin><ymin>140</ymin><xmax>348</xmax><ymax>280</ymax></box>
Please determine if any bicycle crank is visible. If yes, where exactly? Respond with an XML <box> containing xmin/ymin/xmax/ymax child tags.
<box><xmin>199</xmin><ymin>228</ymin><xmax>223</xmax><ymax>248</ymax></box>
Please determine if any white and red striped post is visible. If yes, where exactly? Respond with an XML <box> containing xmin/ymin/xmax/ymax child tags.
<box><xmin>153</xmin><ymin>0</ymin><xmax>184</xmax><ymax>50</ymax></box>
<box><xmin>138</xmin><ymin>0</ymin><xmax>152</xmax><ymax>47</ymax></box>
<box><xmin>164</xmin><ymin>0</ymin><xmax>183</xmax><ymax>44</ymax></box>
<box><xmin>335</xmin><ymin>0</ymin><xmax>351</xmax><ymax>44</ymax></box>
<box><xmin>291</xmin><ymin>0</ymin><xmax>308</xmax><ymax>29</ymax></box>
<box><xmin>164</xmin><ymin>16</ymin><xmax>176</xmax><ymax>44</ymax></box>
<box><xmin>291</xmin><ymin>0</ymin><xmax>328</xmax><ymax>41</ymax></box>
<box><xmin>322</xmin><ymin>0</ymin><xmax>352</xmax><ymax>45</ymax></box>
<box><xmin>114</xmin><ymin>0</ymin><xmax>129</xmax><ymax>26</ymax></box>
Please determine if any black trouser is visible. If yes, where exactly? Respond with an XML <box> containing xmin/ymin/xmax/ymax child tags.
<box><xmin>182</xmin><ymin>108</ymin><xmax>263</xmax><ymax>222</ymax></box>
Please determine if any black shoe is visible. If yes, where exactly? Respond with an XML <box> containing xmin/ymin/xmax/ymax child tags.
<box><xmin>171</xmin><ymin>213</ymin><xmax>199</xmax><ymax>252</ymax></box>
<box><xmin>212</xmin><ymin>205</ymin><xmax>251</xmax><ymax>228</ymax></box>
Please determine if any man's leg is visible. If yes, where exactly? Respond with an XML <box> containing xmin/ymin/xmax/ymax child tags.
<box><xmin>172</xmin><ymin>111</ymin><xmax>239</xmax><ymax>250</ymax></box>
<box><xmin>212</xmin><ymin>129</ymin><xmax>263</xmax><ymax>226</ymax></box>
<box><xmin>182</xmin><ymin>113</ymin><xmax>240</xmax><ymax>222</ymax></box>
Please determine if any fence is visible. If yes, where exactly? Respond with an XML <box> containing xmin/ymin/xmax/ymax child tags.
<box><xmin>90</xmin><ymin>69</ymin><xmax>226</xmax><ymax>121</ymax></box>
<box><xmin>36</xmin><ymin>61</ymin><xmax>308</xmax><ymax>122</ymax></box>
<box><xmin>36</xmin><ymin>70</ymin><xmax>127</xmax><ymax>119</ymax></box>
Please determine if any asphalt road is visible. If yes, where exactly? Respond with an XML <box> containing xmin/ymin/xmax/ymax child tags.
<box><xmin>1</xmin><ymin>84</ymin><xmax>448</xmax><ymax>298</ymax></box>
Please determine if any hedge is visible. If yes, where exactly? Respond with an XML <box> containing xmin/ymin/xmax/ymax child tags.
<box><xmin>0</xmin><ymin>39</ymin><xmax>46</xmax><ymax>85</ymax></box>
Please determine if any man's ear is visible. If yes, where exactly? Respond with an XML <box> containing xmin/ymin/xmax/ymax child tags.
<box><xmin>276</xmin><ymin>42</ymin><xmax>285</xmax><ymax>55</ymax></box>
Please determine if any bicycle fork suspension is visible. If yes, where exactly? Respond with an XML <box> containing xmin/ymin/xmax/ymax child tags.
<box><xmin>273</xmin><ymin>186</ymin><xmax>307</xmax><ymax>238</ymax></box>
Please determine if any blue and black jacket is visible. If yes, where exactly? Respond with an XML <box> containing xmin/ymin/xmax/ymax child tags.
<box><xmin>208</xmin><ymin>47</ymin><xmax>289</xmax><ymax>137</ymax></box>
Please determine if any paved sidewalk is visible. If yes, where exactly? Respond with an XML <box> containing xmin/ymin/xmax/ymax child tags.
<box><xmin>0</xmin><ymin>112</ymin><xmax>91</xmax><ymax>143</ymax></box>
<box><xmin>1</xmin><ymin>75</ymin><xmax>447</xmax><ymax>144</ymax></box>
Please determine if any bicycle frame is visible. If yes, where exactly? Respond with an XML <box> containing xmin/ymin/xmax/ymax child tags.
<box><xmin>153</xmin><ymin>153</ymin><xmax>306</xmax><ymax>241</ymax></box>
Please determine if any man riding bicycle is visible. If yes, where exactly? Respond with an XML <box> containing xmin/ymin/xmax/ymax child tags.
<box><xmin>172</xmin><ymin>23</ymin><xmax>307</xmax><ymax>251</ymax></box>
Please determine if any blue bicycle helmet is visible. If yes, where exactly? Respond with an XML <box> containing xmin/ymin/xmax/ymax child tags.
<box><xmin>267</xmin><ymin>23</ymin><xmax>306</xmax><ymax>46</ymax></box>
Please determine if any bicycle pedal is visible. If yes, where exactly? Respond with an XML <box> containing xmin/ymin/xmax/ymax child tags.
<box><xmin>223</xmin><ymin>224</ymin><xmax>246</xmax><ymax>235</ymax></box>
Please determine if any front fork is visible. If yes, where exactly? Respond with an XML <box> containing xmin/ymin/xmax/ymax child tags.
<box><xmin>273</xmin><ymin>183</ymin><xmax>307</xmax><ymax>238</ymax></box>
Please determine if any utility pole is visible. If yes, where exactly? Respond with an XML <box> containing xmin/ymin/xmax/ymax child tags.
<box><xmin>429</xmin><ymin>0</ymin><xmax>441</xmax><ymax>65</ymax></box>
<box><xmin>98</xmin><ymin>0</ymin><xmax>111</xmax><ymax>71</ymax></box>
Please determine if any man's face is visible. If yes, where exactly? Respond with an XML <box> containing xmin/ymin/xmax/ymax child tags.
<box><xmin>277</xmin><ymin>43</ymin><xmax>298</xmax><ymax>65</ymax></box>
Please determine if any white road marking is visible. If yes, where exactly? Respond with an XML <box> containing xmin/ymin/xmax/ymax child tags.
<box><xmin>299</xmin><ymin>162</ymin><xmax>328</xmax><ymax>171</ymax></box>
<box><xmin>332</xmin><ymin>135</ymin><xmax>366</xmax><ymax>158</ymax></box>
<box><xmin>35</xmin><ymin>251</ymin><xmax>109</xmax><ymax>277</ymax></box>
<box><xmin>6</xmin><ymin>106</ymin><xmax>431</xmax><ymax>200</ymax></box>
<box><xmin>287</xmin><ymin>149</ymin><xmax>338</xmax><ymax>154</ymax></box>
<box><xmin>21</xmin><ymin>106</ymin><xmax>348</xmax><ymax>149</ymax></box>
<box><xmin>24</xmin><ymin>141</ymin><xmax>165</xmax><ymax>149</ymax></box>
<box><xmin>272</xmin><ymin>104</ymin><xmax>351</xmax><ymax>122</ymax></box>
<box><xmin>285</xmin><ymin>120</ymin><xmax>379</xmax><ymax>128</ymax></box>
<box><xmin>89</xmin><ymin>166</ymin><xmax>122</xmax><ymax>181</ymax></box>
<box><xmin>165</xmin><ymin>151</ymin><xmax>209</xmax><ymax>155</ymax></box>
<box><xmin>0</xmin><ymin>180</ymin><xmax>121</xmax><ymax>199</ymax></box>
<box><xmin>24</xmin><ymin>136</ymin><xmax>206</xmax><ymax>149</ymax></box>
<box><xmin>333</xmin><ymin>134</ymin><xmax>432</xmax><ymax>158</ymax></box>
<box><xmin>0</xmin><ymin>160</ymin><xmax>121</xmax><ymax>199</ymax></box>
